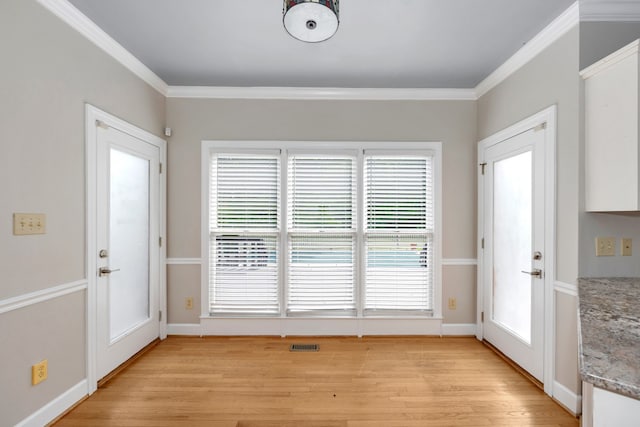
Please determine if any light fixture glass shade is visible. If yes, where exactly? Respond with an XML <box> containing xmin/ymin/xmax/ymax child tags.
<box><xmin>283</xmin><ymin>0</ymin><xmax>339</xmax><ymax>43</ymax></box>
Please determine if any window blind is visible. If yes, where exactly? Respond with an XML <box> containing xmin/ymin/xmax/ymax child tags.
<box><xmin>365</xmin><ymin>157</ymin><xmax>433</xmax><ymax>231</ymax></box>
<box><xmin>212</xmin><ymin>155</ymin><xmax>280</xmax><ymax>230</ymax></box>
<box><xmin>287</xmin><ymin>234</ymin><xmax>355</xmax><ymax>315</ymax></box>
<box><xmin>365</xmin><ymin>234</ymin><xmax>432</xmax><ymax>313</ymax></box>
<box><xmin>287</xmin><ymin>155</ymin><xmax>356</xmax><ymax>315</ymax></box>
<box><xmin>209</xmin><ymin>153</ymin><xmax>280</xmax><ymax>315</ymax></box>
<box><xmin>210</xmin><ymin>235</ymin><xmax>279</xmax><ymax>314</ymax></box>
<box><xmin>364</xmin><ymin>155</ymin><xmax>434</xmax><ymax>314</ymax></box>
<box><xmin>287</xmin><ymin>155</ymin><xmax>356</xmax><ymax>230</ymax></box>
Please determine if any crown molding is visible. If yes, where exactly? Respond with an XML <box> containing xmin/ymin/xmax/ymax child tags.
<box><xmin>475</xmin><ymin>1</ymin><xmax>579</xmax><ymax>98</ymax></box>
<box><xmin>36</xmin><ymin>0</ymin><xmax>168</xmax><ymax>95</ymax></box>
<box><xmin>166</xmin><ymin>86</ymin><xmax>477</xmax><ymax>101</ymax></box>
<box><xmin>581</xmin><ymin>1</ymin><xmax>640</xmax><ymax>22</ymax></box>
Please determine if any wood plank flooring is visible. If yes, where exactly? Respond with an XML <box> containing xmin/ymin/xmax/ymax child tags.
<box><xmin>55</xmin><ymin>336</ymin><xmax>578</xmax><ymax>427</ymax></box>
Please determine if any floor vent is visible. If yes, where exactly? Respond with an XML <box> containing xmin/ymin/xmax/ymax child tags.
<box><xmin>289</xmin><ymin>344</ymin><xmax>319</xmax><ymax>352</ymax></box>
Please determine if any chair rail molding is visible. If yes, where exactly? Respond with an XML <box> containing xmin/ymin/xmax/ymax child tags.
<box><xmin>166</xmin><ymin>258</ymin><xmax>203</xmax><ymax>265</ymax></box>
<box><xmin>0</xmin><ymin>279</ymin><xmax>87</xmax><ymax>315</ymax></box>
<box><xmin>554</xmin><ymin>280</ymin><xmax>578</xmax><ymax>297</ymax></box>
<box><xmin>442</xmin><ymin>258</ymin><xmax>478</xmax><ymax>266</ymax></box>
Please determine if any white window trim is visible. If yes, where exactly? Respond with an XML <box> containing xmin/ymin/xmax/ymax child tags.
<box><xmin>200</xmin><ymin>140</ymin><xmax>443</xmax><ymax>336</ymax></box>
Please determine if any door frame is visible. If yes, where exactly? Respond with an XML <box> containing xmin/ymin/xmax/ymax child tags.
<box><xmin>85</xmin><ymin>104</ymin><xmax>167</xmax><ymax>395</ymax></box>
<box><xmin>477</xmin><ymin>105</ymin><xmax>556</xmax><ymax>396</ymax></box>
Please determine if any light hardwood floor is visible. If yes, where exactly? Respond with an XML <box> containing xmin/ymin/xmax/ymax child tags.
<box><xmin>55</xmin><ymin>336</ymin><xmax>578</xmax><ymax>427</ymax></box>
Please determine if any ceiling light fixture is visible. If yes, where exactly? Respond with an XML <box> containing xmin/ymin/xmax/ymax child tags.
<box><xmin>283</xmin><ymin>0</ymin><xmax>339</xmax><ymax>43</ymax></box>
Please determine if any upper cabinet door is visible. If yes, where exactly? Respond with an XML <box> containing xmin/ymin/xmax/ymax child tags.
<box><xmin>582</xmin><ymin>39</ymin><xmax>640</xmax><ymax>212</ymax></box>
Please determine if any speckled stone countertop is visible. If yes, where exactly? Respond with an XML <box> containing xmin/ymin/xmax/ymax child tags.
<box><xmin>577</xmin><ymin>277</ymin><xmax>640</xmax><ymax>400</ymax></box>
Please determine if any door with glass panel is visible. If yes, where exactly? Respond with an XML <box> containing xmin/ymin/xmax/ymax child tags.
<box><xmin>480</xmin><ymin>126</ymin><xmax>545</xmax><ymax>382</ymax></box>
<box><xmin>96</xmin><ymin>125</ymin><xmax>160</xmax><ymax>380</ymax></box>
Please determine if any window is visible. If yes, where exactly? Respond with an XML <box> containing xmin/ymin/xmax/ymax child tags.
<box><xmin>205</xmin><ymin>143</ymin><xmax>440</xmax><ymax>318</ymax></box>
<box><xmin>364</xmin><ymin>155</ymin><xmax>434</xmax><ymax>315</ymax></box>
<box><xmin>209</xmin><ymin>153</ymin><xmax>280</xmax><ymax>315</ymax></box>
<box><xmin>287</xmin><ymin>154</ymin><xmax>356</xmax><ymax>316</ymax></box>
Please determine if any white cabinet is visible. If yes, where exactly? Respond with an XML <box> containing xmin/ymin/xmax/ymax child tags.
<box><xmin>582</xmin><ymin>382</ymin><xmax>640</xmax><ymax>427</ymax></box>
<box><xmin>582</xmin><ymin>39</ymin><xmax>640</xmax><ymax>212</ymax></box>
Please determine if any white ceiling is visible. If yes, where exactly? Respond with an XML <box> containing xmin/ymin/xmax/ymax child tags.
<box><xmin>67</xmin><ymin>0</ymin><xmax>577</xmax><ymax>89</ymax></box>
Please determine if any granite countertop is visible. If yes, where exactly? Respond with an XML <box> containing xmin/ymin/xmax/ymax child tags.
<box><xmin>577</xmin><ymin>277</ymin><xmax>640</xmax><ymax>400</ymax></box>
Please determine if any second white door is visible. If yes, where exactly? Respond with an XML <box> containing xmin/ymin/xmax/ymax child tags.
<box><xmin>480</xmin><ymin>124</ymin><xmax>547</xmax><ymax>382</ymax></box>
<box><xmin>96</xmin><ymin>124</ymin><xmax>161</xmax><ymax>380</ymax></box>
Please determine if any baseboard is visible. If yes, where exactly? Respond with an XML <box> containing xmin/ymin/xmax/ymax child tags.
<box><xmin>167</xmin><ymin>323</ymin><xmax>476</xmax><ymax>336</ymax></box>
<box><xmin>553</xmin><ymin>380</ymin><xmax>582</xmax><ymax>416</ymax></box>
<box><xmin>441</xmin><ymin>323</ymin><xmax>477</xmax><ymax>336</ymax></box>
<box><xmin>167</xmin><ymin>323</ymin><xmax>202</xmax><ymax>336</ymax></box>
<box><xmin>168</xmin><ymin>320</ymin><xmax>474</xmax><ymax>337</ymax></box>
<box><xmin>16</xmin><ymin>379</ymin><xmax>87</xmax><ymax>427</ymax></box>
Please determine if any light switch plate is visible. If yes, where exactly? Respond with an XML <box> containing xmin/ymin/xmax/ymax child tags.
<box><xmin>622</xmin><ymin>238</ymin><xmax>632</xmax><ymax>256</ymax></box>
<box><xmin>595</xmin><ymin>237</ymin><xmax>616</xmax><ymax>256</ymax></box>
<box><xmin>13</xmin><ymin>213</ymin><xmax>46</xmax><ymax>235</ymax></box>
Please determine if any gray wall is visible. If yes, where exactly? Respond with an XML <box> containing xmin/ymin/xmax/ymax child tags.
<box><xmin>477</xmin><ymin>27</ymin><xmax>581</xmax><ymax>394</ymax></box>
<box><xmin>0</xmin><ymin>0</ymin><xmax>165</xmax><ymax>425</ymax></box>
<box><xmin>580</xmin><ymin>21</ymin><xmax>640</xmax><ymax>70</ymax></box>
<box><xmin>165</xmin><ymin>98</ymin><xmax>478</xmax><ymax>325</ymax></box>
<box><xmin>579</xmin><ymin>213</ymin><xmax>640</xmax><ymax>277</ymax></box>
<box><xmin>579</xmin><ymin>21</ymin><xmax>640</xmax><ymax>278</ymax></box>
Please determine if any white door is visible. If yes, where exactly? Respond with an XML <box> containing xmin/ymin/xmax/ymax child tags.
<box><xmin>95</xmin><ymin>124</ymin><xmax>161</xmax><ymax>380</ymax></box>
<box><xmin>480</xmin><ymin>125</ymin><xmax>547</xmax><ymax>382</ymax></box>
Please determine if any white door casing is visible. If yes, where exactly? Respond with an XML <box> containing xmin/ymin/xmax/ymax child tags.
<box><xmin>477</xmin><ymin>105</ymin><xmax>556</xmax><ymax>395</ymax></box>
<box><xmin>86</xmin><ymin>105</ymin><xmax>166</xmax><ymax>394</ymax></box>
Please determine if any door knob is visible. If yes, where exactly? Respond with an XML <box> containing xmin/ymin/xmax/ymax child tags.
<box><xmin>521</xmin><ymin>268</ymin><xmax>543</xmax><ymax>278</ymax></box>
<box><xmin>99</xmin><ymin>267</ymin><xmax>120</xmax><ymax>277</ymax></box>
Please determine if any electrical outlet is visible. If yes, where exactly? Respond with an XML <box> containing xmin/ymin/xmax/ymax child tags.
<box><xmin>622</xmin><ymin>238</ymin><xmax>632</xmax><ymax>256</ymax></box>
<box><xmin>32</xmin><ymin>360</ymin><xmax>48</xmax><ymax>385</ymax></box>
<box><xmin>595</xmin><ymin>237</ymin><xmax>616</xmax><ymax>256</ymax></box>
<box><xmin>448</xmin><ymin>297</ymin><xmax>457</xmax><ymax>310</ymax></box>
<box><xmin>185</xmin><ymin>297</ymin><xmax>194</xmax><ymax>310</ymax></box>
